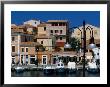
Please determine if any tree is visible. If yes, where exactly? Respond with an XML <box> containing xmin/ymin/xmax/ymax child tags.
<box><xmin>69</xmin><ymin>37</ymin><xmax>80</xmax><ymax>51</ymax></box>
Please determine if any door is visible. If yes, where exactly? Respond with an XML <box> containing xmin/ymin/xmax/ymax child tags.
<box><xmin>42</xmin><ymin>55</ymin><xmax>47</xmax><ymax>65</ymax></box>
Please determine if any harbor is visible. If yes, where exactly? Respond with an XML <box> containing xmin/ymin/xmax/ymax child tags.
<box><xmin>11</xmin><ymin>66</ymin><xmax>100</xmax><ymax>77</ymax></box>
<box><xmin>11</xmin><ymin>62</ymin><xmax>100</xmax><ymax>77</ymax></box>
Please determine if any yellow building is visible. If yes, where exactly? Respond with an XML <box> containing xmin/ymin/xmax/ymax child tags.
<box><xmin>71</xmin><ymin>24</ymin><xmax>100</xmax><ymax>46</ymax></box>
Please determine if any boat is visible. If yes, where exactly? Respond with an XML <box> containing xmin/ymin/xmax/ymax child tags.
<box><xmin>67</xmin><ymin>62</ymin><xmax>77</xmax><ymax>73</ymax></box>
<box><xmin>15</xmin><ymin>66</ymin><xmax>24</xmax><ymax>73</ymax></box>
<box><xmin>87</xmin><ymin>62</ymin><xmax>99</xmax><ymax>73</ymax></box>
<box><xmin>43</xmin><ymin>65</ymin><xmax>54</xmax><ymax>75</ymax></box>
<box><xmin>55</xmin><ymin>60</ymin><xmax>65</xmax><ymax>74</ymax></box>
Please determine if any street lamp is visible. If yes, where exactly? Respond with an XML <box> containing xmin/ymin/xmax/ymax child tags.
<box><xmin>86</xmin><ymin>26</ymin><xmax>96</xmax><ymax>49</ymax></box>
<box><xmin>82</xmin><ymin>20</ymin><xmax>96</xmax><ymax>76</ymax></box>
<box><xmin>64</xmin><ymin>42</ymin><xmax>71</xmax><ymax>49</ymax></box>
<box><xmin>74</xmin><ymin>21</ymin><xmax>96</xmax><ymax>76</ymax></box>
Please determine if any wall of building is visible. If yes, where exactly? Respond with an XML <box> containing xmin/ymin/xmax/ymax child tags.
<box><xmin>71</xmin><ymin>24</ymin><xmax>100</xmax><ymax>43</ymax></box>
<box><xmin>24</xmin><ymin>20</ymin><xmax>40</xmax><ymax>27</ymax></box>
<box><xmin>37</xmin><ymin>38</ymin><xmax>52</xmax><ymax>51</ymax></box>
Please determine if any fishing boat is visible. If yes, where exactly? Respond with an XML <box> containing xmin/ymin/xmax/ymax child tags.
<box><xmin>15</xmin><ymin>66</ymin><xmax>24</xmax><ymax>73</ymax></box>
<box><xmin>43</xmin><ymin>65</ymin><xmax>54</xmax><ymax>75</ymax></box>
<box><xmin>87</xmin><ymin>62</ymin><xmax>99</xmax><ymax>73</ymax></box>
<box><xmin>55</xmin><ymin>60</ymin><xmax>65</xmax><ymax>74</ymax></box>
<box><xmin>67</xmin><ymin>62</ymin><xmax>77</xmax><ymax>73</ymax></box>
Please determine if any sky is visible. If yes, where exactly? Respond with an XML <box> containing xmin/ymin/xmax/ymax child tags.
<box><xmin>11</xmin><ymin>11</ymin><xmax>100</xmax><ymax>29</ymax></box>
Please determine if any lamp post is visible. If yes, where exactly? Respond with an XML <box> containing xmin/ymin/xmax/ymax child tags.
<box><xmin>74</xmin><ymin>21</ymin><xmax>96</xmax><ymax>76</ymax></box>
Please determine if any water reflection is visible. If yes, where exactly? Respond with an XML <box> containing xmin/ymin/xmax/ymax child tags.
<box><xmin>11</xmin><ymin>70</ymin><xmax>100</xmax><ymax>77</ymax></box>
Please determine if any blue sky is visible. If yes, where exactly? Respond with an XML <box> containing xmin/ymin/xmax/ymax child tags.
<box><xmin>11</xmin><ymin>11</ymin><xmax>100</xmax><ymax>29</ymax></box>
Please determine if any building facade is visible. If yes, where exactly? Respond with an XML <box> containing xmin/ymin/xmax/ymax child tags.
<box><xmin>24</xmin><ymin>19</ymin><xmax>40</xmax><ymax>27</ymax></box>
<box><xmin>71</xmin><ymin>24</ymin><xmax>100</xmax><ymax>46</ymax></box>
<box><xmin>47</xmin><ymin>20</ymin><xmax>68</xmax><ymax>51</ymax></box>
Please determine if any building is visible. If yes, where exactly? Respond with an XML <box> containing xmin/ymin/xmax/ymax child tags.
<box><xmin>11</xmin><ymin>29</ymin><xmax>35</xmax><ymax>65</ymax></box>
<box><xmin>47</xmin><ymin>20</ymin><xmax>68</xmax><ymax>51</ymax></box>
<box><xmin>24</xmin><ymin>19</ymin><xmax>40</xmax><ymax>27</ymax></box>
<box><xmin>71</xmin><ymin>24</ymin><xmax>100</xmax><ymax>47</ymax></box>
<box><xmin>34</xmin><ymin>35</ymin><xmax>53</xmax><ymax>51</ymax></box>
<box><xmin>37</xmin><ymin>23</ymin><xmax>50</xmax><ymax>36</ymax></box>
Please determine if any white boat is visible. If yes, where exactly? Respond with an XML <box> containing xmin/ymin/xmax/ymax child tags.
<box><xmin>67</xmin><ymin>62</ymin><xmax>77</xmax><ymax>73</ymax></box>
<box><xmin>87</xmin><ymin>62</ymin><xmax>99</xmax><ymax>73</ymax></box>
<box><xmin>15</xmin><ymin>66</ymin><xmax>24</xmax><ymax>73</ymax></box>
<box><xmin>43</xmin><ymin>65</ymin><xmax>54</xmax><ymax>74</ymax></box>
<box><xmin>55</xmin><ymin>60</ymin><xmax>65</xmax><ymax>73</ymax></box>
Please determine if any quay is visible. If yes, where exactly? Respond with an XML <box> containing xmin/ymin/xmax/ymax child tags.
<box><xmin>11</xmin><ymin>64</ymin><xmax>88</xmax><ymax>71</ymax></box>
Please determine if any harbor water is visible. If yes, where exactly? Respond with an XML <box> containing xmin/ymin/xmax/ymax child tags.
<box><xmin>11</xmin><ymin>69</ymin><xmax>100</xmax><ymax>77</ymax></box>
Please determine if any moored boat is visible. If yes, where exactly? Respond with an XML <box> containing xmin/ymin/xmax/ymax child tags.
<box><xmin>87</xmin><ymin>62</ymin><xmax>99</xmax><ymax>73</ymax></box>
<box><xmin>67</xmin><ymin>62</ymin><xmax>77</xmax><ymax>73</ymax></box>
<box><xmin>15</xmin><ymin>66</ymin><xmax>24</xmax><ymax>73</ymax></box>
<box><xmin>55</xmin><ymin>60</ymin><xmax>65</xmax><ymax>74</ymax></box>
<box><xmin>43</xmin><ymin>65</ymin><xmax>54</xmax><ymax>75</ymax></box>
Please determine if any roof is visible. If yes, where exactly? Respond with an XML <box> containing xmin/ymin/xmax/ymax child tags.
<box><xmin>11</xmin><ymin>29</ymin><xmax>24</xmax><ymax>33</ymax></box>
<box><xmin>47</xmin><ymin>20</ymin><xmax>68</xmax><ymax>22</ymax></box>
<box><xmin>37</xmin><ymin>23</ymin><xmax>46</xmax><ymax>27</ymax></box>
<box><xmin>20</xmin><ymin>42</ymin><xmax>41</xmax><ymax>47</ymax></box>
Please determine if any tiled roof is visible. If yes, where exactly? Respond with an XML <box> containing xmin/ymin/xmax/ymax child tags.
<box><xmin>11</xmin><ymin>29</ymin><xmax>24</xmax><ymax>33</ymax></box>
<box><xmin>37</xmin><ymin>23</ymin><xmax>46</xmax><ymax>27</ymax></box>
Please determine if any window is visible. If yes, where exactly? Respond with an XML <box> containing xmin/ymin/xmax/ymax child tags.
<box><xmin>55</xmin><ymin>23</ymin><xmax>58</xmax><ymax>26</ymax></box>
<box><xmin>56</xmin><ymin>37</ymin><xmax>58</xmax><ymax>40</ymax></box>
<box><xmin>50</xmin><ymin>30</ymin><xmax>53</xmax><ymax>33</ymax></box>
<box><xmin>55</xmin><ymin>30</ymin><xmax>58</xmax><ymax>33</ymax></box>
<box><xmin>44</xmin><ymin>27</ymin><xmax>46</xmax><ymax>31</ymax></box>
<box><xmin>60</xmin><ymin>37</ymin><xmax>62</xmax><ymax>40</ymax></box>
<box><xmin>59</xmin><ymin>23</ymin><xmax>63</xmax><ymax>26</ymax></box>
<box><xmin>30</xmin><ymin>55</ymin><xmax>35</xmax><ymax>64</ymax></box>
<box><xmin>12</xmin><ymin>37</ymin><xmax>15</xmax><ymax>41</ymax></box>
<box><xmin>12</xmin><ymin>56</ymin><xmax>15</xmax><ymax>64</ymax></box>
<box><xmin>41</xmin><ymin>41</ymin><xmax>43</xmax><ymax>44</ymax></box>
<box><xmin>26</xmin><ymin>48</ymin><xmax>28</xmax><ymax>52</ymax></box>
<box><xmin>62</xmin><ymin>23</ymin><xmax>66</xmax><ymax>26</ymax></box>
<box><xmin>21</xmin><ymin>48</ymin><xmax>24</xmax><ymax>52</ymax></box>
<box><xmin>42</xmin><ymin>55</ymin><xmax>47</xmax><ymax>65</ymax></box>
<box><xmin>60</xmin><ymin>30</ymin><xmax>62</xmax><ymax>34</ymax></box>
<box><xmin>26</xmin><ymin>55</ymin><xmax>28</xmax><ymax>64</ymax></box>
<box><xmin>12</xmin><ymin>46</ymin><xmax>15</xmax><ymax>52</ymax></box>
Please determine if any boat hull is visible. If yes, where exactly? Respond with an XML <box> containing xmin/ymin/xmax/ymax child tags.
<box><xmin>87</xmin><ymin>68</ymin><xmax>99</xmax><ymax>73</ymax></box>
<box><xmin>15</xmin><ymin>69</ymin><xmax>24</xmax><ymax>73</ymax></box>
<box><xmin>56</xmin><ymin>68</ymin><xmax>65</xmax><ymax>74</ymax></box>
<box><xmin>67</xmin><ymin>68</ymin><xmax>77</xmax><ymax>73</ymax></box>
<box><xmin>43</xmin><ymin>69</ymin><xmax>54</xmax><ymax>74</ymax></box>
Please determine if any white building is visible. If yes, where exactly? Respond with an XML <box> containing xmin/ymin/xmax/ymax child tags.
<box><xmin>24</xmin><ymin>19</ymin><xmax>40</xmax><ymax>27</ymax></box>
